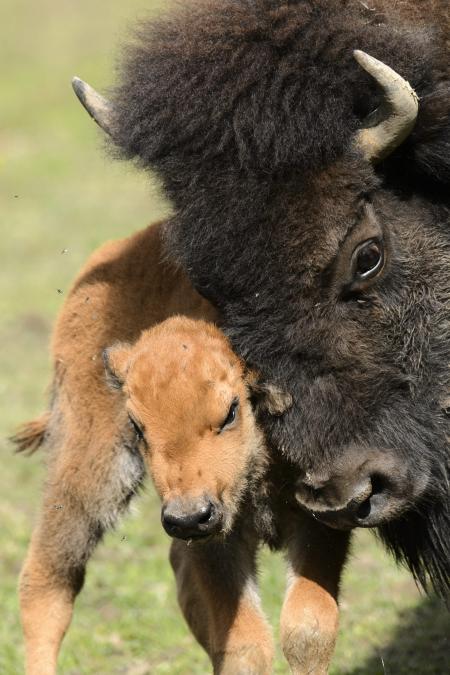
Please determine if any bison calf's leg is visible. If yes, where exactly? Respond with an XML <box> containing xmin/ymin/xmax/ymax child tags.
<box><xmin>20</xmin><ymin>498</ymin><xmax>100</xmax><ymax>674</ymax></box>
<box><xmin>20</xmin><ymin>440</ymin><xmax>143</xmax><ymax>675</ymax></box>
<box><xmin>280</xmin><ymin>518</ymin><xmax>350</xmax><ymax>675</ymax></box>
<box><xmin>20</xmin><ymin>544</ymin><xmax>88</xmax><ymax>675</ymax></box>
<box><xmin>170</xmin><ymin>532</ymin><xmax>273</xmax><ymax>674</ymax></box>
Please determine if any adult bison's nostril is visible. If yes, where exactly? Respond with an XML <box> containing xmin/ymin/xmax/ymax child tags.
<box><xmin>161</xmin><ymin>498</ymin><xmax>222</xmax><ymax>540</ymax></box>
<box><xmin>354</xmin><ymin>475</ymin><xmax>388</xmax><ymax>523</ymax></box>
<box><xmin>356</xmin><ymin>496</ymin><xmax>372</xmax><ymax>519</ymax></box>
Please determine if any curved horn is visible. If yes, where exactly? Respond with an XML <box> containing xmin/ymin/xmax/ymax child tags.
<box><xmin>71</xmin><ymin>77</ymin><xmax>114</xmax><ymax>135</ymax></box>
<box><xmin>354</xmin><ymin>50</ymin><xmax>419</xmax><ymax>162</ymax></box>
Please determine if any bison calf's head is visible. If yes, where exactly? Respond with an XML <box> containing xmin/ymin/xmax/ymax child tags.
<box><xmin>104</xmin><ymin>317</ymin><xmax>290</xmax><ymax>542</ymax></box>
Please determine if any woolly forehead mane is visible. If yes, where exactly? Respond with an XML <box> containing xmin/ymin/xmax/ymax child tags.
<box><xmin>110</xmin><ymin>0</ymin><xmax>441</xmax><ymax>195</ymax></box>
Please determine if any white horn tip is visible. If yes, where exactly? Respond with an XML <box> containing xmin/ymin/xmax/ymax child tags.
<box><xmin>353</xmin><ymin>50</ymin><xmax>419</xmax><ymax>162</ymax></box>
<box><xmin>71</xmin><ymin>77</ymin><xmax>94</xmax><ymax>117</ymax></box>
<box><xmin>353</xmin><ymin>49</ymin><xmax>373</xmax><ymax>68</ymax></box>
<box><xmin>353</xmin><ymin>50</ymin><xmax>419</xmax><ymax>103</ymax></box>
<box><xmin>71</xmin><ymin>76</ymin><xmax>87</xmax><ymax>99</ymax></box>
<box><xmin>353</xmin><ymin>49</ymin><xmax>395</xmax><ymax>79</ymax></box>
<box><xmin>70</xmin><ymin>77</ymin><xmax>113</xmax><ymax>135</ymax></box>
<box><xmin>71</xmin><ymin>77</ymin><xmax>97</xmax><ymax>109</ymax></box>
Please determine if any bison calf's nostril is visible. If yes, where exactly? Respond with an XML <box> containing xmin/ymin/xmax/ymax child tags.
<box><xmin>197</xmin><ymin>502</ymin><xmax>213</xmax><ymax>524</ymax></box>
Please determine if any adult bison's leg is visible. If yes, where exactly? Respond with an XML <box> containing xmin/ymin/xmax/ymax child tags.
<box><xmin>280</xmin><ymin>516</ymin><xmax>351</xmax><ymax>675</ymax></box>
<box><xmin>19</xmin><ymin>439</ymin><xmax>143</xmax><ymax>675</ymax></box>
<box><xmin>170</xmin><ymin>530</ymin><xmax>273</xmax><ymax>674</ymax></box>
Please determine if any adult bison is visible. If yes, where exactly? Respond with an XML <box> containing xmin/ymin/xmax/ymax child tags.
<box><xmin>21</xmin><ymin>0</ymin><xmax>450</xmax><ymax>672</ymax></box>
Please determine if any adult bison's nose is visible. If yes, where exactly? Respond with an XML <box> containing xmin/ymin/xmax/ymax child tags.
<box><xmin>161</xmin><ymin>496</ymin><xmax>222</xmax><ymax>540</ymax></box>
<box><xmin>308</xmin><ymin>474</ymin><xmax>393</xmax><ymax>529</ymax></box>
<box><xmin>296</xmin><ymin>451</ymin><xmax>429</xmax><ymax>529</ymax></box>
<box><xmin>296</xmin><ymin>464</ymin><xmax>418</xmax><ymax>529</ymax></box>
<box><xmin>295</xmin><ymin>469</ymin><xmax>403</xmax><ymax>529</ymax></box>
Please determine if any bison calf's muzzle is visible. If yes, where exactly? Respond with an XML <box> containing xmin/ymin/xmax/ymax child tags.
<box><xmin>161</xmin><ymin>496</ymin><xmax>222</xmax><ymax>540</ymax></box>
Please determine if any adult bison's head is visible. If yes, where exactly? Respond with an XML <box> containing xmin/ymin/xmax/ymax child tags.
<box><xmin>73</xmin><ymin>1</ymin><xmax>450</xmax><ymax>595</ymax></box>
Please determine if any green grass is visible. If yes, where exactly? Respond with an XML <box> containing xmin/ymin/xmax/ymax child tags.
<box><xmin>1</xmin><ymin>1</ymin><xmax>448</xmax><ymax>673</ymax></box>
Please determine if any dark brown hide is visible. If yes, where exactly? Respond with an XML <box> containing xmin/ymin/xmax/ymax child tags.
<box><xmin>110</xmin><ymin>0</ymin><xmax>450</xmax><ymax>595</ymax></box>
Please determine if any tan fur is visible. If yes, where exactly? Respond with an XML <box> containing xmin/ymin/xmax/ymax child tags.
<box><xmin>105</xmin><ymin>318</ymin><xmax>268</xmax><ymax>533</ymax></box>
<box><xmin>281</xmin><ymin>578</ymin><xmax>339</xmax><ymax>675</ymax></box>
<box><xmin>16</xmin><ymin>222</ymin><xmax>276</xmax><ymax>674</ymax></box>
<box><xmin>280</xmin><ymin>517</ymin><xmax>350</xmax><ymax>675</ymax></box>
<box><xmin>12</xmin><ymin>412</ymin><xmax>50</xmax><ymax>455</ymax></box>
<box><xmin>16</xmin><ymin>221</ymin><xmax>341</xmax><ymax>674</ymax></box>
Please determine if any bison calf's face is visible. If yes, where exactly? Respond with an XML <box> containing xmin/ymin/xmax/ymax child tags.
<box><xmin>104</xmin><ymin>318</ymin><xmax>274</xmax><ymax>541</ymax></box>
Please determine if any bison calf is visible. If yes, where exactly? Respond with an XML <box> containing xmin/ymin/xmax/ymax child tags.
<box><xmin>15</xmin><ymin>292</ymin><xmax>289</xmax><ymax>673</ymax></box>
<box><xmin>104</xmin><ymin>318</ymin><xmax>284</xmax><ymax>673</ymax></box>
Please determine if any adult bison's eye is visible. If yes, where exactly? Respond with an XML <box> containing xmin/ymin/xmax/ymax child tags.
<box><xmin>220</xmin><ymin>398</ymin><xmax>239</xmax><ymax>432</ymax></box>
<box><xmin>352</xmin><ymin>239</ymin><xmax>384</xmax><ymax>280</ymax></box>
<box><xmin>128</xmin><ymin>414</ymin><xmax>144</xmax><ymax>442</ymax></box>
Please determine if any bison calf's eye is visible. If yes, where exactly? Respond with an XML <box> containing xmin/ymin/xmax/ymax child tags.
<box><xmin>128</xmin><ymin>414</ymin><xmax>144</xmax><ymax>442</ymax></box>
<box><xmin>352</xmin><ymin>239</ymin><xmax>384</xmax><ymax>280</ymax></box>
<box><xmin>219</xmin><ymin>398</ymin><xmax>239</xmax><ymax>432</ymax></box>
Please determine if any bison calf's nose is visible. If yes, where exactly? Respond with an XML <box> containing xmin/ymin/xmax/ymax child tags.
<box><xmin>161</xmin><ymin>498</ymin><xmax>222</xmax><ymax>540</ymax></box>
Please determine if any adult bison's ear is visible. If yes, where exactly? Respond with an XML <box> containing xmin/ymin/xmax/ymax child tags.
<box><xmin>246</xmin><ymin>371</ymin><xmax>293</xmax><ymax>416</ymax></box>
<box><xmin>102</xmin><ymin>343</ymin><xmax>132</xmax><ymax>390</ymax></box>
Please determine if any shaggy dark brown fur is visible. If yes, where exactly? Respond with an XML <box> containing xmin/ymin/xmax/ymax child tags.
<box><xmin>109</xmin><ymin>0</ymin><xmax>450</xmax><ymax>598</ymax></box>
<box><xmin>111</xmin><ymin>0</ymin><xmax>448</xmax><ymax>185</ymax></box>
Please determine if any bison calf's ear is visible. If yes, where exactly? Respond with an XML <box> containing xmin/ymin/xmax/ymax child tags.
<box><xmin>102</xmin><ymin>343</ymin><xmax>132</xmax><ymax>390</ymax></box>
<box><xmin>247</xmin><ymin>372</ymin><xmax>293</xmax><ymax>416</ymax></box>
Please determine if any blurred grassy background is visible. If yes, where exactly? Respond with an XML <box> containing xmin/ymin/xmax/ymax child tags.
<box><xmin>0</xmin><ymin>1</ymin><xmax>448</xmax><ymax>673</ymax></box>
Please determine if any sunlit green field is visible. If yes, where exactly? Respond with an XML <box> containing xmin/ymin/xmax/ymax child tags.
<box><xmin>1</xmin><ymin>1</ymin><xmax>448</xmax><ymax>673</ymax></box>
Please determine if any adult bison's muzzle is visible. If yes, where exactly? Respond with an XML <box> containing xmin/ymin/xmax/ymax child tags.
<box><xmin>295</xmin><ymin>450</ymin><xmax>429</xmax><ymax>530</ymax></box>
<box><xmin>161</xmin><ymin>496</ymin><xmax>223</xmax><ymax>540</ymax></box>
